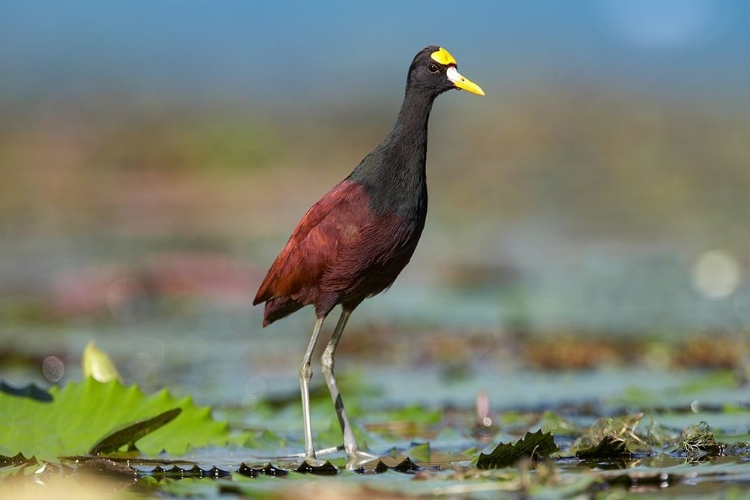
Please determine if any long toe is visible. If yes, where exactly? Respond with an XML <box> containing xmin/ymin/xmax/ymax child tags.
<box><xmin>300</xmin><ymin>455</ymin><xmax>328</xmax><ymax>469</ymax></box>
<box><xmin>346</xmin><ymin>449</ymin><xmax>380</xmax><ymax>470</ymax></box>
<box><xmin>314</xmin><ymin>444</ymin><xmax>344</xmax><ymax>457</ymax></box>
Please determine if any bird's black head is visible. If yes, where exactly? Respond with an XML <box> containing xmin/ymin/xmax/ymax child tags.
<box><xmin>406</xmin><ymin>45</ymin><xmax>484</xmax><ymax>98</ymax></box>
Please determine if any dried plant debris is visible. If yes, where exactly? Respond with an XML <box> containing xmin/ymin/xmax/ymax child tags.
<box><xmin>575</xmin><ymin>436</ymin><xmax>631</xmax><ymax>460</ymax></box>
<box><xmin>673</xmin><ymin>337</ymin><xmax>745</xmax><ymax>370</ymax></box>
<box><xmin>571</xmin><ymin>414</ymin><xmax>650</xmax><ymax>454</ymax></box>
<box><xmin>476</xmin><ymin>430</ymin><xmax>559</xmax><ymax>469</ymax></box>
<box><xmin>677</xmin><ymin>421</ymin><xmax>723</xmax><ymax>456</ymax></box>
<box><xmin>522</xmin><ymin>336</ymin><xmax>632</xmax><ymax>370</ymax></box>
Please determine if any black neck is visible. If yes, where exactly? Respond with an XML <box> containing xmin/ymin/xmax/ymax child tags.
<box><xmin>390</xmin><ymin>87</ymin><xmax>436</xmax><ymax>148</ymax></box>
<box><xmin>349</xmin><ymin>87</ymin><xmax>436</xmax><ymax>217</ymax></box>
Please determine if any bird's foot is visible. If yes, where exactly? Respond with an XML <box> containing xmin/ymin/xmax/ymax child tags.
<box><xmin>294</xmin><ymin>446</ymin><xmax>378</xmax><ymax>470</ymax></box>
<box><xmin>346</xmin><ymin>448</ymin><xmax>380</xmax><ymax>470</ymax></box>
<box><xmin>299</xmin><ymin>454</ymin><xmax>328</xmax><ymax>468</ymax></box>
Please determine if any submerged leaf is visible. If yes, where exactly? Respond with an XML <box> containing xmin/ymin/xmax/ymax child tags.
<box><xmin>476</xmin><ymin>430</ymin><xmax>559</xmax><ymax>469</ymax></box>
<box><xmin>0</xmin><ymin>379</ymin><xmax>229</xmax><ymax>461</ymax></box>
<box><xmin>0</xmin><ymin>382</ymin><xmax>53</xmax><ymax>402</ymax></box>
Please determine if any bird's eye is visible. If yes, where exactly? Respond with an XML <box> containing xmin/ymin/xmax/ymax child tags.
<box><xmin>428</xmin><ymin>64</ymin><xmax>439</xmax><ymax>73</ymax></box>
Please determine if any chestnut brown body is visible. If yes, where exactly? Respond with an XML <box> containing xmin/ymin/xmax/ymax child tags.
<box><xmin>254</xmin><ymin>179</ymin><xmax>426</xmax><ymax>324</ymax></box>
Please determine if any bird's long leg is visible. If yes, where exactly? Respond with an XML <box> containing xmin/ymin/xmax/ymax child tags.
<box><xmin>321</xmin><ymin>309</ymin><xmax>379</xmax><ymax>469</ymax></box>
<box><xmin>300</xmin><ymin>315</ymin><xmax>326</xmax><ymax>464</ymax></box>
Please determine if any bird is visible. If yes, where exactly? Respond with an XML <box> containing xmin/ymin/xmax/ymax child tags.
<box><xmin>253</xmin><ymin>46</ymin><xmax>484</xmax><ymax>470</ymax></box>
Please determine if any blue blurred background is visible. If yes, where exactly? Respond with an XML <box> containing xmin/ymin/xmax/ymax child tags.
<box><xmin>1</xmin><ymin>0</ymin><xmax>749</xmax><ymax>387</ymax></box>
<box><xmin>2</xmin><ymin>0</ymin><xmax>750</xmax><ymax>99</ymax></box>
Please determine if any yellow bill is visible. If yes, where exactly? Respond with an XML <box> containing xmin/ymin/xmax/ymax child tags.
<box><xmin>446</xmin><ymin>66</ymin><xmax>485</xmax><ymax>96</ymax></box>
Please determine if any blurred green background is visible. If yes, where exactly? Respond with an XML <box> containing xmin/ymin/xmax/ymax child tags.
<box><xmin>1</xmin><ymin>1</ymin><xmax>749</xmax><ymax>390</ymax></box>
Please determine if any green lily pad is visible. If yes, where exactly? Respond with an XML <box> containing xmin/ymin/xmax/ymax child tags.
<box><xmin>406</xmin><ymin>442</ymin><xmax>431</xmax><ymax>463</ymax></box>
<box><xmin>0</xmin><ymin>378</ymin><xmax>229</xmax><ymax>461</ymax></box>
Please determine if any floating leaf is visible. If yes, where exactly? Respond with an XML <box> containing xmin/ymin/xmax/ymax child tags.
<box><xmin>538</xmin><ymin>411</ymin><xmax>579</xmax><ymax>436</ymax></box>
<box><xmin>0</xmin><ymin>452</ymin><xmax>36</xmax><ymax>469</ymax></box>
<box><xmin>0</xmin><ymin>378</ymin><xmax>229</xmax><ymax>461</ymax></box>
<box><xmin>387</xmin><ymin>404</ymin><xmax>442</xmax><ymax>425</ymax></box>
<box><xmin>89</xmin><ymin>408</ymin><xmax>182</xmax><ymax>454</ymax></box>
<box><xmin>576</xmin><ymin>436</ymin><xmax>632</xmax><ymax>459</ymax></box>
<box><xmin>406</xmin><ymin>442</ymin><xmax>431</xmax><ymax>463</ymax></box>
<box><xmin>76</xmin><ymin>457</ymin><xmax>137</xmax><ymax>477</ymax></box>
<box><xmin>243</xmin><ymin>428</ymin><xmax>287</xmax><ymax>450</ymax></box>
<box><xmin>476</xmin><ymin>430</ymin><xmax>559</xmax><ymax>469</ymax></box>
<box><xmin>314</xmin><ymin>417</ymin><xmax>370</xmax><ymax>454</ymax></box>
<box><xmin>393</xmin><ymin>456</ymin><xmax>420</xmax><ymax>473</ymax></box>
<box><xmin>295</xmin><ymin>460</ymin><xmax>338</xmax><ymax>475</ymax></box>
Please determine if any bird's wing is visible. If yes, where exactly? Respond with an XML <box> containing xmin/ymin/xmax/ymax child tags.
<box><xmin>253</xmin><ymin>179</ymin><xmax>370</xmax><ymax>305</ymax></box>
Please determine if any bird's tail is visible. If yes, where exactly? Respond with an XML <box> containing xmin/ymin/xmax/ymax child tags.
<box><xmin>261</xmin><ymin>297</ymin><xmax>304</xmax><ymax>327</ymax></box>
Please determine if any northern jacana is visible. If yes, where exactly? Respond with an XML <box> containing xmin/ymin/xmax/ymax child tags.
<box><xmin>254</xmin><ymin>46</ymin><xmax>484</xmax><ymax>469</ymax></box>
